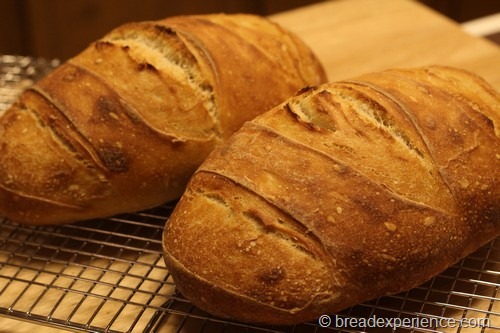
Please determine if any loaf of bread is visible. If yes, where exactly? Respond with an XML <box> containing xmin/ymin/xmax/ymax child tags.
<box><xmin>163</xmin><ymin>66</ymin><xmax>499</xmax><ymax>325</ymax></box>
<box><xmin>0</xmin><ymin>14</ymin><xmax>326</xmax><ymax>224</ymax></box>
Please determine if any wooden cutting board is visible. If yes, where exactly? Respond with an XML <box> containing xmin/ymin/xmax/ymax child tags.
<box><xmin>2</xmin><ymin>0</ymin><xmax>499</xmax><ymax>332</ymax></box>
<box><xmin>271</xmin><ymin>0</ymin><xmax>500</xmax><ymax>90</ymax></box>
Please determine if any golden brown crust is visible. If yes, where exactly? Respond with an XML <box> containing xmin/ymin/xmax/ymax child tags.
<box><xmin>162</xmin><ymin>65</ymin><xmax>500</xmax><ymax>325</ymax></box>
<box><xmin>0</xmin><ymin>13</ymin><xmax>326</xmax><ymax>224</ymax></box>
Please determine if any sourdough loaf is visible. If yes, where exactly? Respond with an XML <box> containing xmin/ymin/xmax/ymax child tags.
<box><xmin>163</xmin><ymin>66</ymin><xmax>500</xmax><ymax>325</ymax></box>
<box><xmin>0</xmin><ymin>14</ymin><xmax>326</xmax><ymax>224</ymax></box>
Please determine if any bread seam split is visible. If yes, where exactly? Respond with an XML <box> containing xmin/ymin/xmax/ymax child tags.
<box><xmin>192</xmin><ymin>168</ymin><xmax>333</xmax><ymax>259</ymax></box>
<box><xmin>238</xmin><ymin>120</ymin><xmax>457</xmax><ymax>216</ymax></box>
<box><xmin>103</xmin><ymin>21</ymin><xmax>221</xmax><ymax>139</ymax></box>
<box><xmin>341</xmin><ymin>78</ymin><xmax>459</xmax><ymax>200</ymax></box>
<box><xmin>28</xmin><ymin>84</ymin><xmax>112</xmax><ymax>173</ymax></box>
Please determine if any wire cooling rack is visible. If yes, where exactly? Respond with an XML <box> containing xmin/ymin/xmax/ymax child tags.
<box><xmin>0</xmin><ymin>54</ymin><xmax>499</xmax><ymax>333</ymax></box>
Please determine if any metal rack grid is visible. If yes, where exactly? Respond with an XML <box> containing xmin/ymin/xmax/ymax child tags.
<box><xmin>0</xmin><ymin>55</ymin><xmax>499</xmax><ymax>333</ymax></box>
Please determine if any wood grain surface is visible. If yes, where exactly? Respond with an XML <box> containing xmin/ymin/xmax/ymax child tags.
<box><xmin>271</xmin><ymin>0</ymin><xmax>500</xmax><ymax>89</ymax></box>
<box><xmin>1</xmin><ymin>0</ymin><xmax>499</xmax><ymax>332</ymax></box>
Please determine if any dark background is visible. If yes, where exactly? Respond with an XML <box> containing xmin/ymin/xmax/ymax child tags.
<box><xmin>1</xmin><ymin>0</ymin><xmax>499</xmax><ymax>61</ymax></box>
